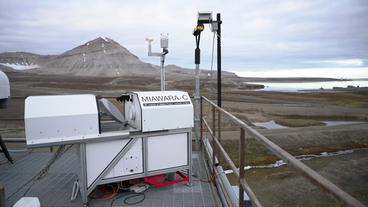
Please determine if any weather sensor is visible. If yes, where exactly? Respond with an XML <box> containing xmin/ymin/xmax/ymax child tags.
<box><xmin>146</xmin><ymin>34</ymin><xmax>169</xmax><ymax>91</ymax></box>
<box><xmin>197</xmin><ymin>12</ymin><xmax>212</xmax><ymax>24</ymax></box>
<box><xmin>0</xmin><ymin>71</ymin><xmax>10</xmax><ymax>108</ymax></box>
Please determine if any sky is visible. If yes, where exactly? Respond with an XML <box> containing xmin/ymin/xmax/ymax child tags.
<box><xmin>0</xmin><ymin>0</ymin><xmax>367</xmax><ymax>78</ymax></box>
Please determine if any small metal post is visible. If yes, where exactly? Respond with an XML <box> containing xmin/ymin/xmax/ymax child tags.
<box><xmin>160</xmin><ymin>55</ymin><xmax>166</xmax><ymax>91</ymax></box>
<box><xmin>239</xmin><ymin>128</ymin><xmax>245</xmax><ymax>207</ymax></box>
<box><xmin>211</xmin><ymin>106</ymin><xmax>216</xmax><ymax>176</ymax></box>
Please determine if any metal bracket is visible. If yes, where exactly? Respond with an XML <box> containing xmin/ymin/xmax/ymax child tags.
<box><xmin>70</xmin><ymin>180</ymin><xmax>79</xmax><ymax>201</ymax></box>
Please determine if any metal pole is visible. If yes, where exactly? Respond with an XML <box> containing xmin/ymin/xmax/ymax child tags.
<box><xmin>216</xmin><ymin>13</ymin><xmax>222</xmax><ymax>107</ymax></box>
<box><xmin>239</xmin><ymin>128</ymin><xmax>245</xmax><ymax>207</ymax></box>
<box><xmin>217</xmin><ymin>112</ymin><xmax>221</xmax><ymax>163</ymax></box>
<box><xmin>161</xmin><ymin>56</ymin><xmax>165</xmax><ymax>91</ymax></box>
<box><xmin>200</xmin><ymin>96</ymin><xmax>203</xmax><ymax>150</ymax></box>
<box><xmin>193</xmin><ymin>18</ymin><xmax>205</xmax><ymax>144</ymax></box>
<box><xmin>211</xmin><ymin>106</ymin><xmax>216</xmax><ymax>175</ymax></box>
<box><xmin>194</xmin><ymin>63</ymin><xmax>200</xmax><ymax>143</ymax></box>
<box><xmin>216</xmin><ymin>13</ymin><xmax>222</xmax><ymax>167</ymax></box>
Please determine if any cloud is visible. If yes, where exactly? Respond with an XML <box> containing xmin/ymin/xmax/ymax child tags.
<box><xmin>319</xmin><ymin>59</ymin><xmax>365</xmax><ymax>67</ymax></box>
<box><xmin>0</xmin><ymin>0</ymin><xmax>367</xmax><ymax>77</ymax></box>
<box><xmin>235</xmin><ymin>67</ymin><xmax>368</xmax><ymax>79</ymax></box>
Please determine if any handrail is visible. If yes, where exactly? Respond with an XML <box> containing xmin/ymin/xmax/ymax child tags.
<box><xmin>203</xmin><ymin>117</ymin><xmax>263</xmax><ymax>206</ymax></box>
<box><xmin>201</xmin><ymin>96</ymin><xmax>365</xmax><ymax>207</ymax></box>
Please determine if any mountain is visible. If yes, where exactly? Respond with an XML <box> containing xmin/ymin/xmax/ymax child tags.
<box><xmin>164</xmin><ymin>64</ymin><xmax>237</xmax><ymax>77</ymax></box>
<box><xmin>0</xmin><ymin>37</ymin><xmax>238</xmax><ymax>78</ymax></box>
<box><xmin>40</xmin><ymin>37</ymin><xmax>159</xmax><ymax>76</ymax></box>
<box><xmin>0</xmin><ymin>52</ymin><xmax>54</xmax><ymax>70</ymax></box>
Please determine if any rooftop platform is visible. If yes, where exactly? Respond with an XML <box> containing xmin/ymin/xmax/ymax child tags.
<box><xmin>0</xmin><ymin>149</ymin><xmax>217</xmax><ymax>206</ymax></box>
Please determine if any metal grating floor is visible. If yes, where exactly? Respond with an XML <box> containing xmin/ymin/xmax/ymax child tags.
<box><xmin>0</xmin><ymin>150</ymin><xmax>216</xmax><ymax>207</ymax></box>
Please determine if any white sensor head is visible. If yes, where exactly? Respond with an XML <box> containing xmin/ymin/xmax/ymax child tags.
<box><xmin>145</xmin><ymin>38</ymin><xmax>154</xmax><ymax>43</ymax></box>
<box><xmin>160</xmin><ymin>33</ymin><xmax>168</xmax><ymax>49</ymax></box>
<box><xmin>198</xmin><ymin>12</ymin><xmax>212</xmax><ymax>23</ymax></box>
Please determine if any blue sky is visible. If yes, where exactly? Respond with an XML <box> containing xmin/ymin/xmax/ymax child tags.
<box><xmin>0</xmin><ymin>0</ymin><xmax>367</xmax><ymax>78</ymax></box>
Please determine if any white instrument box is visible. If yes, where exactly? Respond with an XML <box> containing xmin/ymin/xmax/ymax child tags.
<box><xmin>125</xmin><ymin>91</ymin><xmax>193</xmax><ymax>132</ymax></box>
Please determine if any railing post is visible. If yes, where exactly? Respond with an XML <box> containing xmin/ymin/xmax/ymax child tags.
<box><xmin>239</xmin><ymin>128</ymin><xmax>245</xmax><ymax>207</ymax></box>
<box><xmin>212</xmin><ymin>105</ymin><xmax>216</xmax><ymax>176</ymax></box>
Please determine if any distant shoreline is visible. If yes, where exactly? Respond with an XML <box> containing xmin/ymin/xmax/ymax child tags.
<box><xmin>301</xmin><ymin>86</ymin><xmax>368</xmax><ymax>93</ymax></box>
<box><xmin>238</xmin><ymin>77</ymin><xmax>352</xmax><ymax>83</ymax></box>
<box><xmin>236</xmin><ymin>78</ymin><xmax>368</xmax><ymax>91</ymax></box>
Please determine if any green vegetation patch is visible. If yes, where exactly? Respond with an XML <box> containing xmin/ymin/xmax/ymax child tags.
<box><xmin>221</xmin><ymin>139</ymin><xmax>279</xmax><ymax>168</ymax></box>
<box><xmin>279</xmin><ymin>114</ymin><xmax>366</xmax><ymax>121</ymax></box>
<box><xmin>273</xmin><ymin>118</ymin><xmax>325</xmax><ymax>127</ymax></box>
<box><xmin>219</xmin><ymin>139</ymin><xmax>368</xmax><ymax>169</ymax></box>
<box><xmin>270</xmin><ymin>114</ymin><xmax>368</xmax><ymax>127</ymax></box>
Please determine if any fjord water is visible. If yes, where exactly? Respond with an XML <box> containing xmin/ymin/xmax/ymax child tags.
<box><xmin>249</xmin><ymin>80</ymin><xmax>368</xmax><ymax>91</ymax></box>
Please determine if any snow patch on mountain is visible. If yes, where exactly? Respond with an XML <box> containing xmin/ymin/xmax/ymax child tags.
<box><xmin>0</xmin><ymin>63</ymin><xmax>39</xmax><ymax>70</ymax></box>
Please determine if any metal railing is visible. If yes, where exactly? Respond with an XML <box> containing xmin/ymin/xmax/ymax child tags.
<box><xmin>200</xmin><ymin>96</ymin><xmax>365</xmax><ymax>207</ymax></box>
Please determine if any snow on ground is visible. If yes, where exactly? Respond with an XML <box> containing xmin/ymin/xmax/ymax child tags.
<box><xmin>223</xmin><ymin>149</ymin><xmax>355</xmax><ymax>174</ymax></box>
<box><xmin>0</xmin><ymin>63</ymin><xmax>39</xmax><ymax>70</ymax></box>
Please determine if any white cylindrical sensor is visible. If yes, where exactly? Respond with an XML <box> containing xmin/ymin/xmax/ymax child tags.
<box><xmin>160</xmin><ymin>33</ymin><xmax>168</xmax><ymax>49</ymax></box>
<box><xmin>0</xmin><ymin>71</ymin><xmax>10</xmax><ymax>100</ymax></box>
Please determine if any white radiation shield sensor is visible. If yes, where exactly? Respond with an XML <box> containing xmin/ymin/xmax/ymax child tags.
<box><xmin>0</xmin><ymin>71</ymin><xmax>10</xmax><ymax>108</ymax></box>
<box><xmin>99</xmin><ymin>98</ymin><xmax>125</xmax><ymax>123</ymax></box>
<box><xmin>160</xmin><ymin>33</ymin><xmax>168</xmax><ymax>49</ymax></box>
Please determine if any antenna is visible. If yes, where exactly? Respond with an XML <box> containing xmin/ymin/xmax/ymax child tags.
<box><xmin>145</xmin><ymin>34</ymin><xmax>169</xmax><ymax>91</ymax></box>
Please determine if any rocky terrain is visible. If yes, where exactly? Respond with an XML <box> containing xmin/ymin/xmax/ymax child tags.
<box><xmin>0</xmin><ymin>37</ymin><xmax>238</xmax><ymax>78</ymax></box>
<box><xmin>40</xmin><ymin>37</ymin><xmax>159</xmax><ymax>76</ymax></box>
